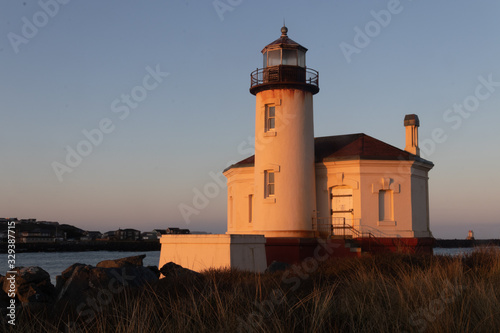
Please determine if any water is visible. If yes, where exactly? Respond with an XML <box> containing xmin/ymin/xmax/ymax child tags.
<box><xmin>433</xmin><ymin>247</ymin><xmax>475</xmax><ymax>256</ymax></box>
<box><xmin>2</xmin><ymin>250</ymin><xmax>160</xmax><ymax>284</ymax></box>
<box><xmin>433</xmin><ymin>246</ymin><xmax>499</xmax><ymax>256</ymax></box>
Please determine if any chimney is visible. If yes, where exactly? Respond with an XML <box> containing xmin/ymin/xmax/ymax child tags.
<box><xmin>404</xmin><ymin>114</ymin><xmax>420</xmax><ymax>156</ymax></box>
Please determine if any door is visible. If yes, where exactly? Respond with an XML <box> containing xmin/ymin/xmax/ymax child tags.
<box><xmin>331</xmin><ymin>187</ymin><xmax>353</xmax><ymax>236</ymax></box>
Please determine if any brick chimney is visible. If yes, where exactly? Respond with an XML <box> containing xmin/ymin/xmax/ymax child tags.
<box><xmin>404</xmin><ymin>114</ymin><xmax>420</xmax><ymax>156</ymax></box>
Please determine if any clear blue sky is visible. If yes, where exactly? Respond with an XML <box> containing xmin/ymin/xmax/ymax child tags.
<box><xmin>1</xmin><ymin>0</ymin><xmax>499</xmax><ymax>238</ymax></box>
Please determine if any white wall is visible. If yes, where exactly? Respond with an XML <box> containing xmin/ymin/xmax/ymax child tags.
<box><xmin>252</xmin><ymin>89</ymin><xmax>316</xmax><ymax>237</ymax></box>
<box><xmin>159</xmin><ymin>234</ymin><xmax>267</xmax><ymax>273</ymax></box>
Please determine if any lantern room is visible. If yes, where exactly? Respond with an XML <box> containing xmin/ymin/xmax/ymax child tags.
<box><xmin>262</xmin><ymin>26</ymin><xmax>306</xmax><ymax>68</ymax></box>
<box><xmin>250</xmin><ymin>26</ymin><xmax>319</xmax><ymax>95</ymax></box>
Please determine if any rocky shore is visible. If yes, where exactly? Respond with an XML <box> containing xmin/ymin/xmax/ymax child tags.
<box><xmin>0</xmin><ymin>254</ymin><xmax>200</xmax><ymax>325</ymax></box>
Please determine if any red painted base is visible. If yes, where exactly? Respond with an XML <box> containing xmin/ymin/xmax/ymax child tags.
<box><xmin>265</xmin><ymin>237</ymin><xmax>359</xmax><ymax>266</ymax></box>
<box><xmin>354</xmin><ymin>237</ymin><xmax>435</xmax><ymax>255</ymax></box>
<box><xmin>265</xmin><ymin>237</ymin><xmax>434</xmax><ymax>266</ymax></box>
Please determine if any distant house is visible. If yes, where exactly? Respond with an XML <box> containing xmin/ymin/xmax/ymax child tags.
<box><xmin>166</xmin><ymin>227</ymin><xmax>190</xmax><ymax>234</ymax></box>
<box><xmin>87</xmin><ymin>231</ymin><xmax>103</xmax><ymax>240</ymax></box>
<box><xmin>37</xmin><ymin>221</ymin><xmax>60</xmax><ymax>226</ymax></box>
<box><xmin>141</xmin><ymin>231</ymin><xmax>158</xmax><ymax>241</ymax></box>
<box><xmin>81</xmin><ymin>231</ymin><xmax>103</xmax><ymax>241</ymax></box>
<box><xmin>153</xmin><ymin>229</ymin><xmax>168</xmax><ymax>239</ymax></box>
<box><xmin>18</xmin><ymin>228</ymin><xmax>55</xmax><ymax>243</ymax></box>
<box><xmin>0</xmin><ymin>218</ymin><xmax>18</xmax><ymax>224</ymax></box>
<box><xmin>102</xmin><ymin>231</ymin><xmax>117</xmax><ymax>240</ymax></box>
<box><xmin>116</xmin><ymin>228</ymin><xmax>141</xmax><ymax>241</ymax></box>
<box><xmin>19</xmin><ymin>218</ymin><xmax>37</xmax><ymax>223</ymax></box>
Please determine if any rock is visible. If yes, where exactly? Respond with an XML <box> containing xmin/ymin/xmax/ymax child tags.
<box><xmin>147</xmin><ymin>265</ymin><xmax>160</xmax><ymax>278</ymax></box>
<box><xmin>55</xmin><ymin>262</ymin><xmax>158</xmax><ymax>310</ymax></box>
<box><xmin>159</xmin><ymin>262</ymin><xmax>201</xmax><ymax>279</ymax></box>
<box><xmin>2</xmin><ymin>267</ymin><xmax>55</xmax><ymax>305</ymax></box>
<box><xmin>96</xmin><ymin>254</ymin><xmax>146</xmax><ymax>268</ymax></box>
<box><xmin>266</xmin><ymin>261</ymin><xmax>291</xmax><ymax>273</ymax></box>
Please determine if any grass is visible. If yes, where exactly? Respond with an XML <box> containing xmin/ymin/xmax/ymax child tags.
<box><xmin>4</xmin><ymin>247</ymin><xmax>500</xmax><ymax>332</ymax></box>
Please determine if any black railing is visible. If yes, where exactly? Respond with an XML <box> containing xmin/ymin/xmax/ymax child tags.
<box><xmin>250</xmin><ymin>65</ymin><xmax>319</xmax><ymax>89</ymax></box>
<box><xmin>312</xmin><ymin>217</ymin><xmax>378</xmax><ymax>240</ymax></box>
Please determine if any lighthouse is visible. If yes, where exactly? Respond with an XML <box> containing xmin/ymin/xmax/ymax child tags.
<box><xmin>249</xmin><ymin>26</ymin><xmax>319</xmax><ymax>238</ymax></box>
<box><xmin>160</xmin><ymin>26</ymin><xmax>436</xmax><ymax>272</ymax></box>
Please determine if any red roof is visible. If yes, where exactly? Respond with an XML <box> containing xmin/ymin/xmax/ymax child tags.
<box><xmin>225</xmin><ymin>133</ymin><xmax>432</xmax><ymax>171</ymax></box>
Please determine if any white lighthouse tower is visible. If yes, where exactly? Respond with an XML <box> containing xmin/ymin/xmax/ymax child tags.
<box><xmin>250</xmin><ymin>26</ymin><xmax>319</xmax><ymax>238</ymax></box>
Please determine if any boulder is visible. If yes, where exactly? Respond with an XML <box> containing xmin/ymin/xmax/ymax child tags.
<box><xmin>55</xmin><ymin>262</ymin><xmax>158</xmax><ymax>310</ymax></box>
<box><xmin>147</xmin><ymin>265</ymin><xmax>160</xmax><ymax>279</ymax></box>
<box><xmin>159</xmin><ymin>262</ymin><xmax>201</xmax><ymax>279</ymax></box>
<box><xmin>2</xmin><ymin>267</ymin><xmax>55</xmax><ymax>305</ymax></box>
<box><xmin>96</xmin><ymin>254</ymin><xmax>146</xmax><ymax>268</ymax></box>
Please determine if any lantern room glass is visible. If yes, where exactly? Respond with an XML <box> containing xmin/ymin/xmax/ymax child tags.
<box><xmin>282</xmin><ymin>49</ymin><xmax>297</xmax><ymax>66</ymax></box>
<box><xmin>264</xmin><ymin>49</ymin><xmax>306</xmax><ymax>68</ymax></box>
<box><xmin>297</xmin><ymin>50</ymin><xmax>305</xmax><ymax>67</ymax></box>
<box><xmin>267</xmin><ymin>50</ymin><xmax>281</xmax><ymax>66</ymax></box>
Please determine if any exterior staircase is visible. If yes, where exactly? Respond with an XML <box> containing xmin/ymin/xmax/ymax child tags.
<box><xmin>324</xmin><ymin>237</ymin><xmax>363</xmax><ymax>258</ymax></box>
<box><xmin>343</xmin><ymin>238</ymin><xmax>363</xmax><ymax>256</ymax></box>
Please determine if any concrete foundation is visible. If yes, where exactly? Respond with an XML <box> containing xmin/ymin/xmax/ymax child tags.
<box><xmin>159</xmin><ymin>234</ymin><xmax>267</xmax><ymax>273</ymax></box>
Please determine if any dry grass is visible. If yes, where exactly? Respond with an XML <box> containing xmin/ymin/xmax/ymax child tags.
<box><xmin>4</xmin><ymin>247</ymin><xmax>500</xmax><ymax>332</ymax></box>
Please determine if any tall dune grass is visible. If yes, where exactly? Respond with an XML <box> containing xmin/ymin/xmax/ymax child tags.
<box><xmin>4</xmin><ymin>247</ymin><xmax>500</xmax><ymax>332</ymax></box>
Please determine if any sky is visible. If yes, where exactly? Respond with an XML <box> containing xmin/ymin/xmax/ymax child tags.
<box><xmin>1</xmin><ymin>0</ymin><xmax>499</xmax><ymax>239</ymax></box>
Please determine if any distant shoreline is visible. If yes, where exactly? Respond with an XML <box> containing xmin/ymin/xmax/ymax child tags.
<box><xmin>434</xmin><ymin>239</ymin><xmax>500</xmax><ymax>248</ymax></box>
<box><xmin>1</xmin><ymin>239</ymin><xmax>499</xmax><ymax>253</ymax></box>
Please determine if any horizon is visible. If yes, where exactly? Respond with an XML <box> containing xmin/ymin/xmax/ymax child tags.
<box><xmin>2</xmin><ymin>1</ymin><xmax>499</xmax><ymax>239</ymax></box>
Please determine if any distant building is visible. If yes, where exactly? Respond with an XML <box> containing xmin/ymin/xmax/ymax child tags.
<box><xmin>467</xmin><ymin>230</ymin><xmax>475</xmax><ymax>240</ymax></box>
<box><xmin>116</xmin><ymin>228</ymin><xmax>141</xmax><ymax>241</ymax></box>
<box><xmin>18</xmin><ymin>229</ymin><xmax>54</xmax><ymax>243</ymax></box>
<box><xmin>37</xmin><ymin>221</ymin><xmax>60</xmax><ymax>226</ymax></box>
<box><xmin>141</xmin><ymin>231</ymin><xmax>159</xmax><ymax>241</ymax></box>
<box><xmin>80</xmin><ymin>231</ymin><xmax>103</xmax><ymax>241</ymax></box>
<box><xmin>19</xmin><ymin>218</ymin><xmax>37</xmax><ymax>223</ymax></box>
<box><xmin>166</xmin><ymin>227</ymin><xmax>190</xmax><ymax>234</ymax></box>
<box><xmin>0</xmin><ymin>218</ymin><xmax>18</xmax><ymax>224</ymax></box>
<box><xmin>153</xmin><ymin>229</ymin><xmax>168</xmax><ymax>239</ymax></box>
<box><xmin>102</xmin><ymin>231</ymin><xmax>117</xmax><ymax>240</ymax></box>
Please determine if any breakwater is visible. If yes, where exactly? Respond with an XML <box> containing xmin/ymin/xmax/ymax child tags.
<box><xmin>434</xmin><ymin>239</ymin><xmax>500</xmax><ymax>248</ymax></box>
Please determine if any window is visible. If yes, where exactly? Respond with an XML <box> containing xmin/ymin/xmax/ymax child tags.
<box><xmin>297</xmin><ymin>50</ymin><xmax>305</xmax><ymax>67</ymax></box>
<box><xmin>265</xmin><ymin>105</ymin><xmax>275</xmax><ymax>132</ymax></box>
<box><xmin>267</xmin><ymin>50</ymin><xmax>280</xmax><ymax>66</ymax></box>
<box><xmin>248</xmin><ymin>195</ymin><xmax>253</xmax><ymax>223</ymax></box>
<box><xmin>379</xmin><ymin>190</ymin><xmax>394</xmax><ymax>221</ymax></box>
<box><xmin>265</xmin><ymin>171</ymin><xmax>275</xmax><ymax>198</ymax></box>
<box><xmin>282</xmin><ymin>49</ymin><xmax>297</xmax><ymax>66</ymax></box>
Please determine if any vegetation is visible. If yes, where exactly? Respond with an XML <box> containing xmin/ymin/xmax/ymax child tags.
<box><xmin>5</xmin><ymin>247</ymin><xmax>500</xmax><ymax>332</ymax></box>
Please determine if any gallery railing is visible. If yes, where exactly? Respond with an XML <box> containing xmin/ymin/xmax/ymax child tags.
<box><xmin>250</xmin><ymin>66</ymin><xmax>319</xmax><ymax>94</ymax></box>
